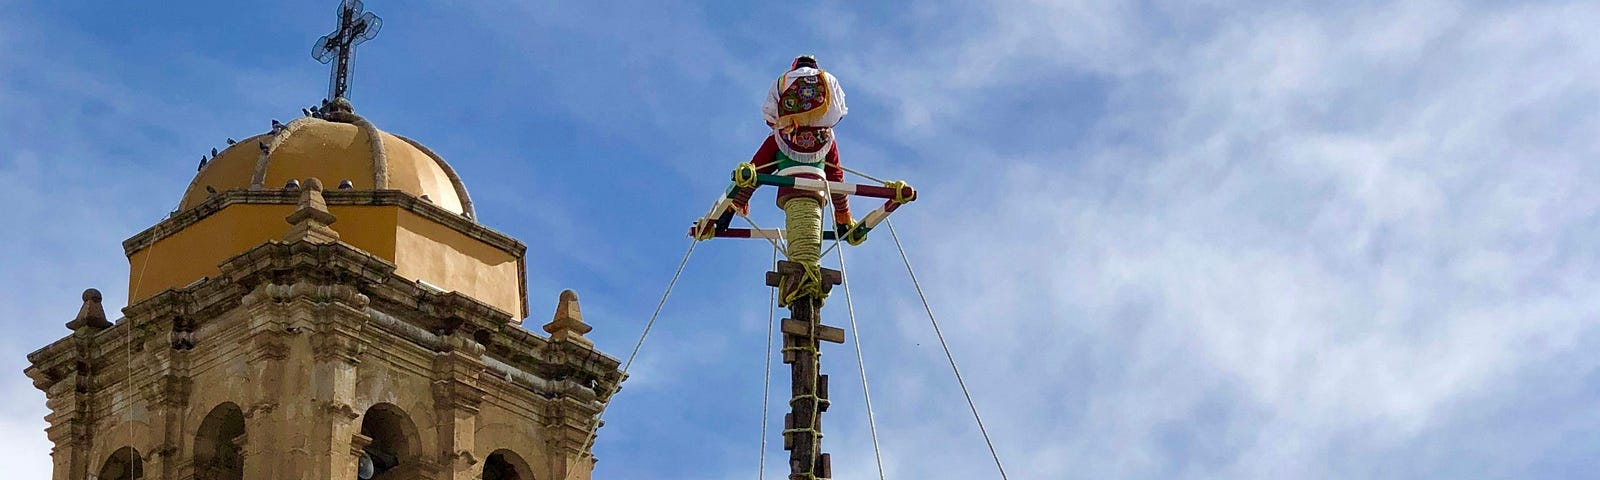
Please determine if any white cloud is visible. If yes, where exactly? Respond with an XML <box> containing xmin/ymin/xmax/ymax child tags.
<box><xmin>796</xmin><ymin>0</ymin><xmax>1600</xmax><ymax>478</ymax></box>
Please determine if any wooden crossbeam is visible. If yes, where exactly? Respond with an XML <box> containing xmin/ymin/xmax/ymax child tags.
<box><xmin>694</xmin><ymin>228</ymin><xmax>840</xmax><ymax>241</ymax></box>
<box><xmin>782</xmin><ymin>318</ymin><xmax>846</xmax><ymax>344</ymax></box>
<box><xmin>755</xmin><ymin>174</ymin><xmax>907</xmax><ymax>200</ymax></box>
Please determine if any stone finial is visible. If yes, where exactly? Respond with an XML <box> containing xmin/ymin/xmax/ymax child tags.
<box><xmin>283</xmin><ymin>177</ymin><xmax>341</xmax><ymax>244</ymax></box>
<box><xmin>543</xmin><ymin>289</ymin><xmax>593</xmax><ymax>346</ymax></box>
<box><xmin>323</xmin><ymin>97</ymin><xmax>359</xmax><ymax>122</ymax></box>
<box><xmin>66</xmin><ymin>288</ymin><xmax>112</xmax><ymax>330</ymax></box>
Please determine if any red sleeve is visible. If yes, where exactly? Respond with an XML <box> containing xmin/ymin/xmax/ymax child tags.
<box><xmin>732</xmin><ymin>136</ymin><xmax>781</xmax><ymax>210</ymax></box>
<box><xmin>754</xmin><ymin>136</ymin><xmax>781</xmax><ymax>173</ymax></box>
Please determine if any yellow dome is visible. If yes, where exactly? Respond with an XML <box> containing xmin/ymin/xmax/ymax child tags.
<box><xmin>181</xmin><ymin>115</ymin><xmax>474</xmax><ymax>217</ymax></box>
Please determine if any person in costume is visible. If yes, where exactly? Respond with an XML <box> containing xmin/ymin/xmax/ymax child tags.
<box><xmin>730</xmin><ymin>55</ymin><xmax>863</xmax><ymax>264</ymax></box>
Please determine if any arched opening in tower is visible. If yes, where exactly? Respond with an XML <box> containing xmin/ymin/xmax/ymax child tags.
<box><xmin>194</xmin><ymin>402</ymin><xmax>246</xmax><ymax>480</ymax></box>
<box><xmin>98</xmin><ymin>446</ymin><xmax>143</xmax><ymax>480</ymax></box>
<box><xmin>481</xmin><ymin>449</ymin><xmax>532</xmax><ymax>480</ymax></box>
<box><xmin>358</xmin><ymin>403</ymin><xmax>418</xmax><ymax>480</ymax></box>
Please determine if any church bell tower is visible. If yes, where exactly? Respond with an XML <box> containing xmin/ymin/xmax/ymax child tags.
<box><xmin>24</xmin><ymin>81</ymin><xmax>623</xmax><ymax>480</ymax></box>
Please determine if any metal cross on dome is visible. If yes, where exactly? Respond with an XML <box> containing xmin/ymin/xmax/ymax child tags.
<box><xmin>312</xmin><ymin>0</ymin><xmax>382</xmax><ymax>101</ymax></box>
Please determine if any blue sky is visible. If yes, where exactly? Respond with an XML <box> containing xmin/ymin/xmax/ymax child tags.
<box><xmin>3</xmin><ymin>0</ymin><xmax>1600</xmax><ymax>478</ymax></box>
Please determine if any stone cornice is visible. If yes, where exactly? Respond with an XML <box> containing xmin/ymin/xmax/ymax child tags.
<box><xmin>487</xmin><ymin>326</ymin><xmax>624</xmax><ymax>405</ymax></box>
<box><xmin>211</xmin><ymin>240</ymin><xmax>619</xmax><ymax>399</ymax></box>
<box><xmin>24</xmin><ymin>334</ymin><xmax>84</xmax><ymax>394</ymax></box>
<box><xmin>122</xmin><ymin>190</ymin><xmax>526</xmax><ymax>257</ymax></box>
<box><xmin>221</xmin><ymin>242</ymin><xmax>395</xmax><ymax>319</ymax></box>
<box><xmin>28</xmin><ymin>239</ymin><xmax>623</xmax><ymax>433</ymax></box>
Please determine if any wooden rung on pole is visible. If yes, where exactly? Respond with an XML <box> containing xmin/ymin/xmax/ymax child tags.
<box><xmin>781</xmin><ymin>335</ymin><xmax>794</xmax><ymax>364</ymax></box>
<box><xmin>783</xmin><ymin>413</ymin><xmax>795</xmax><ymax>450</ymax></box>
<box><xmin>765</xmin><ymin>261</ymin><xmax>843</xmax><ymax>285</ymax></box>
<box><xmin>818</xmin><ymin>374</ymin><xmax>830</xmax><ymax>412</ymax></box>
<box><xmin>781</xmin><ymin>318</ymin><xmax>846</xmax><ymax>344</ymax></box>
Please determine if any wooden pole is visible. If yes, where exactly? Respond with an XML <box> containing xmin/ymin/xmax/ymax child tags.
<box><xmin>766</xmin><ymin>260</ymin><xmax>843</xmax><ymax>480</ymax></box>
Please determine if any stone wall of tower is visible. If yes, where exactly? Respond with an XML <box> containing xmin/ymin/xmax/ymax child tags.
<box><xmin>27</xmin><ymin>241</ymin><xmax>623</xmax><ymax>480</ymax></box>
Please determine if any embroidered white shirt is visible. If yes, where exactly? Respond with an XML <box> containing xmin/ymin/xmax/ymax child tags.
<box><xmin>762</xmin><ymin>67</ymin><xmax>849</xmax><ymax>128</ymax></box>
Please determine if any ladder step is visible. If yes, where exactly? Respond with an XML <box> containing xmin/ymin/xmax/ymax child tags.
<box><xmin>818</xmin><ymin>374</ymin><xmax>831</xmax><ymax>412</ymax></box>
<box><xmin>781</xmin><ymin>318</ymin><xmax>846</xmax><ymax>344</ymax></box>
